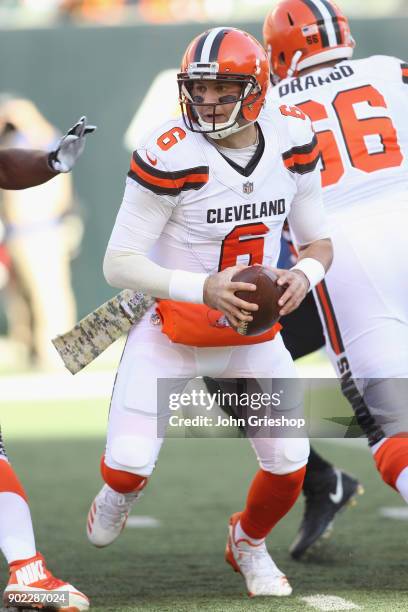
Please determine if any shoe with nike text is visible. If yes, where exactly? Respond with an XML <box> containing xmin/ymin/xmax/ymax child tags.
<box><xmin>289</xmin><ymin>468</ymin><xmax>364</xmax><ymax>560</ymax></box>
<box><xmin>3</xmin><ymin>551</ymin><xmax>89</xmax><ymax>610</ymax></box>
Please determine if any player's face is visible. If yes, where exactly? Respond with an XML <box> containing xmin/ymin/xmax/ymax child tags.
<box><xmin>190</xmin><ymin>80</ymin><xmax>242</xmax><ymax>124</ymax></box>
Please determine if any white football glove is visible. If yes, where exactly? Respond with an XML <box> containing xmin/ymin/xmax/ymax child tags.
<box><xmin>48</xmin><ymin>115</ymin><xmax>96</xmax><ymax>173</ymax></box>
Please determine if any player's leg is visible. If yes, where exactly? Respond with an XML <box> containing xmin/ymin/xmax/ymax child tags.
<box><xmin>0</xmin><ymin>432</ymin><xmax>36</xmax><ymax>564</ymax></box>
<box><xmin>289</xmin><ymin>446</ymin><xmax>363</xmax><ymax>559</ymax></box>
<box><xmin>315</xmin><ymin>205</ymin><xmax>408</xmax><ymax>501</ymax></box>
<box><xmin>204</xmin><ymin>290</ymin><xmax>362</xmax><ymax>559</ymax></box>
<box><xmin>280</xmin><ymin>291</ymin><xmax>363</xmax><ymax>558</ymax></box>
<box><xmin>223</xmin><ymin>336</ymin><xmax>308</xmax><ymax>596</ymax></box>
<box><xmin>0</xmin><ymin>428</ymin><xmax>89</xmax><ymax>611</ymax></box>
<box><xmin>87</xmin><ymin>314</ymin><xmax>195</xmax><ymax>547</ymax></box>
<box><xmin>364</xmin><ymin>375</ymin><xmax>408</xmax><ymax>500</ymax></box>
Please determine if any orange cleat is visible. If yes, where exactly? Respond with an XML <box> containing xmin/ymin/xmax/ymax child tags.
<box><xmin>3</xmin><ymin>552</ymin><xmax>89</xmax><ymax>611</ymax></box>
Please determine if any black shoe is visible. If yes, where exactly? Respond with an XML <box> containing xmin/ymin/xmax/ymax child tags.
<box><xmin>289</xmin><ymin>468</ymin><xmax>364</xmax><ymax>560</ymax></box>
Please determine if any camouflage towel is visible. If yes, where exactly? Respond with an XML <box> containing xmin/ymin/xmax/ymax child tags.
<box><xmin>52</xmin><ymin>291</ymin><xmax>155</xmax><ymax>374</ymax></box>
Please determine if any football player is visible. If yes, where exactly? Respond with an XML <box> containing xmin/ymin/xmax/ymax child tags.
<box><xmin>1</xmin><ymin>116</ymin><xmax>94</xmax><ymax>611</ymax></box>
<box><xmin>86</xmin><ymin>28</ymin><xmax>332</xmax><ymax>597</ymax></box>
<box><xmin>264</xmin><ymin>0</ymin><xmax>408</xmax><ymax>558</ymax></box>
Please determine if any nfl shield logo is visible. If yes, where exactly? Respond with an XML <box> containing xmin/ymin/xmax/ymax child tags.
<box><xmin>243</xmin><ymin>181</ymin><xmax>254</xmax><ymax>194</ymax></box>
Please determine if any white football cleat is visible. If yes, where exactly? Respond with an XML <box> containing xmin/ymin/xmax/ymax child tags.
<box><xmin>87</xmin><ymin>484</ymin><xmax>142</xmax><ymax>547</ymax></box>
<box><xmin>3</xmin><ymin>551</ymin><xmax>89</xmax><ymax>611</ymax></box>
<box><xmin>225</xmin><ymin>512</ymin><xmax>292</xmax><ymax>597</ymax></box>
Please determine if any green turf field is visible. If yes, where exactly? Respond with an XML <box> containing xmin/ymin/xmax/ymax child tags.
<box><xmin>2</xmin><ymin>393</ymin><xmax>408</xmax><ymax>611</ymax></box>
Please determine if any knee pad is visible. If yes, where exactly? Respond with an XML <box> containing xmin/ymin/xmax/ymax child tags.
<box><xmin>374</xmin><ymin>434</ymin><xmax>408</xmax><ymax>489</ymax></box>
<box><xmin>108</xmin><ymin>435</ymin><xmax>157</xmax><ymax>477</ymax></box>
<box><xmin>100</xmin><ymin>458</ymin><xmax>147</xmax><ymax>494</ymax></box>
<box><xmin>260</xmin><ymin>437</ymin><xmax>310</xmax><ymax>475</ymax></box>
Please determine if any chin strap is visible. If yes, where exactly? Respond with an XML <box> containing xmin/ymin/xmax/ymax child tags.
<box><xmin>206</xmin><ymin>119</ymin><xmax>255</xmax><ymax>140</ymax></box>
<box><xmin>287</xmin><ymin>50</ymin><xmax>303</xmax><ymax>78</ymax></box>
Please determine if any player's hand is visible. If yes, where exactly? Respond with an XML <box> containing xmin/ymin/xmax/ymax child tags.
<box><xmin>270</xmin><ymin>267</ymin><xmax>309</xmax><ymax>316</ymax></box>
<box><xmin>48</xmin><ymin>116</ymin><xmax>96</xmax><ymax>173</ymax></box>
<box><xmin>203</xmin><ymin>264</ymin><xmax>258</xmax><ymax>328</ymax></box>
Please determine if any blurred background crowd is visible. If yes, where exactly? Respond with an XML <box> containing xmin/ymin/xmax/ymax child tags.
<box><xmin>0</xmin><ymin>0</ymin><xmax>406</xmax><ymax>27</ymax></box>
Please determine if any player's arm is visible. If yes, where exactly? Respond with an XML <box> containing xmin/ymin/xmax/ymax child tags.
<box><xmin>0</xmin><ymin>148</ymin><xmax>57</xmax><ymax>190</ymax></box>
<box><xmin>103</xmin><ymin>179</ymin><xmax>188</xmax><ymax>299</ymax></box>
<box><xmin>104</xmin><ymin>177</ymin><xmax>257</xmax><ymax>328</ymax></box>
<box><xmin>274</xmin><ymin>165</ymin><xmax>332</xmax><ymax>316</ymax></box>
<box><xmin>0</xmin><ymin>116</ymin><xmax>96</xmax><ymax>190</ymax></box>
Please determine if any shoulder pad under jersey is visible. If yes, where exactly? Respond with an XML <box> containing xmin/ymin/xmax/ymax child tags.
<box><xmin>270</xmin><ymin>101</ymin><xmax>320</xmax><ymax>175</ymax></box>
<box><xmin>128</xmin><ymin>119</ymin><xmax>209</xmax><ymax>197</ymax></box>
<box><xmin>350</xmin><ymin>55</ymin><xmax>408</xmax><ymax>84</ymax></box>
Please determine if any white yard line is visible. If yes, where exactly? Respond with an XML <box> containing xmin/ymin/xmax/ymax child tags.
<box><xmin>301</xmin><ymin>594</ymin><xmax>361</xmax><ymax>611</ymax></box>
<box><xmin>0</xmin><ymin>360</ymin><xmax>336</xmax><ymax>404</ymax></box>
<box><xmin>0</xmin><ymin>370</ymin><xmax>116</xmax><ymax>402</ymax></box>
<box><xmin>126</xmin><ymin>516</ymin><xmax>161</xmax><ymax>528</ymax></box>
<box><xmin>379</xmin><ymin>506</ymin><xmax>408</xmax><ymax>520</ymax></box>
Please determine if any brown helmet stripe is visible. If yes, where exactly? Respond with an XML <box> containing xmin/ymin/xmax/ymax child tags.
<box><xmin>320</xmin><ymin>0</ymin><xmax>343</xmax><ymax>44</ymax></box>
<box><xmin>193</xmin><ymin>32</ymin><xmax>209</xmax><ymax>62</ymax></box>
<box><xmin>208</xmin><ymin>28</ymin><xmax>230</xmax><ymax>62</ymax></box>
<box><xmin>300</xmin><ymin>0</ymin><xmax>330</xmax><ymax>47</ymax></box>
<box><xmin>193</xmin><ymin>27</ymin><xmax>233</xmax><ymax>63</ymax></box>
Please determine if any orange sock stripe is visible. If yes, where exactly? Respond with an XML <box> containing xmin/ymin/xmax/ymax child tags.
<box><xmin>100</xmin><ymin>457</ymin><xmax>147</xmax><ymax>494</ymax></box>
<box><xmin>374</xmin><ymin>434</ymin><xmax>408</xmax><ymax>489</ymax></box>
<box><xmin>0</xmin><ymin>459</ymin><xmax>27</xmax><ymax>501</ymax></box>
<box><xmin>240</xmin><ymin>466</ymin><xmax>306</xmax><ymax>540</ymax></box>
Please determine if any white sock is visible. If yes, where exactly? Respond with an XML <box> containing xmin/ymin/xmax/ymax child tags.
<box><xmin>396</xmin><ymin>466</ymin><xmax>408</xmax><ymax>503</ymax></box>
<box><xmin>0</xmin><ymin>492</ymin><xmax>36</xmax><ymax>563</ymax></box>
<box><xmin>235</xmin><ymin>520</ymin><xmax>264</xmax><ymax>546</ymax></box>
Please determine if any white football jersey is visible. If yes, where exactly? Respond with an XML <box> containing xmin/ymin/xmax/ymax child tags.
<box><xmin>268</xmin><ymin>55</ymin><xmax>408</xmax><ymax>214</ymax></box>
<box><xmin>124</xmin><ymin>106</ymin><xmax>326</xmax><ymax>276</ymax></box>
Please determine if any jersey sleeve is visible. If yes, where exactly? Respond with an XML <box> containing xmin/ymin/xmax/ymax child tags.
<box><xmin>127</xmin><ymin>121</ymin><xmax>209</xmax><ymax>205</ymax></box>
<box><xmin>107</xmin><ymin>178</ymin><xmax>173</xmax><ymax>254</ymax></box>
<box><xmin>365</xmin><ymin>55</ymin><xmax>408</xmax><ymax>86</ymax></box>
<box><xmin>287</xmin><ymin>168</ymin><xmax>330</xmax><ymax>246</ymax></box>
<box><xmin>279</xmin><ymin>107</ymin><xmax>329</xmax><ymax>244</ymax></box>
<box><xmin>400</xmin><ymin>61</ymin><xmax>408</xmax><ymax>84</ymax></box>
<box><xmin>280</xmin><ymin>107</ymin><xmax>320</xmax><ymax>175</ymax></box>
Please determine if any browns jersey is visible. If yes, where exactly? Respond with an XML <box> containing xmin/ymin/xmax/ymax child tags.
<box><xmin>125</xmin><ymin>104</ymin><xmax>325</xmax><ymax>278</ymax></box>
<box><xmin>269</xmin><ymin>55</ymin><xmax>408</xmax><ymax>214</ymax></box>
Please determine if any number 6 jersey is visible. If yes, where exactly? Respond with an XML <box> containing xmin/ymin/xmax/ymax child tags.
<box><xmin>108</xmin><ymin>103</ymin><xmax>328</xmax><ymax>281</ymax></box>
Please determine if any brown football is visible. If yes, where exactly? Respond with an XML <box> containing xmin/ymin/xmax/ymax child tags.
<box><xmin>232</xmin><ymin>265</ymin><xmax>285</xmax><ymax>336</ymax></box>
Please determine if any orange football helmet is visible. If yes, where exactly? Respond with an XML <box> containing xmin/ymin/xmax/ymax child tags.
<box><xmin>177</xmin><ymin>27</ymin><xmax>270</xmax><ymax>139</ymax></box>
<box><xmin>263</xmin><ymin>0</ymin><xmax>355</xmax><ymax>81</ymax></box>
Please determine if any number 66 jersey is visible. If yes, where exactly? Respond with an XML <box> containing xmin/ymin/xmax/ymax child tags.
<box><xmin>269</xmin><ymin>55</ymin><xmax>408</xmax><ymax>391</ymax></box>
<box><xmin>269</xmin><ymin>55</ymin><xmax>408</xmax><ymax>213</ymax></box>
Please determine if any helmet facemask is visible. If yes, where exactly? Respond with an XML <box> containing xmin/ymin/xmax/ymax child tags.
<box><xmin>177</xmin><ymin>63</ymin><xmax>262</xmax><ymax>140</ymax></box>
